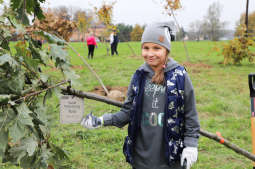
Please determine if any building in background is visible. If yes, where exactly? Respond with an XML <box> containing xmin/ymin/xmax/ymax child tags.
<box><xmin>70</xmin><ymin>23</ymin><xmax>106</xmax><ymax>42</ymax></box>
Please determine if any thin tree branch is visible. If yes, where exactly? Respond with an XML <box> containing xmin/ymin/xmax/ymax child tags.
<box><xmin>49</xmin><ymin>30</ymin><xmax>110</xmax><ymax>95</ymax></box>
<box><xmin>170</xmin><ymin>9</ymin><xmax>190</xmax><ymax>62</ymax></box>
<box><xmin>127</xmin><ymin>43</ymin><xmax>137</xmax><ymax>57</ymax></box>
<box><xmin>66</xmin><ymin>43</ymin><xmax>110</xmax><ymax>95</ymax></box>
<box><xmin>13</xmin><ymin>80</ymin><xmax>68</xmax><ymax>103</ymax></box>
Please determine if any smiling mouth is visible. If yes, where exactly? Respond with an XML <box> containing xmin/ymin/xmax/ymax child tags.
<box><xmin>148</xmin><ymin>58</ymin><xmax>156</xmax><ymax>61</ymax></box>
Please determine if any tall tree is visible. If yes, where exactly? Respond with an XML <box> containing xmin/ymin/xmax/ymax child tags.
<box><xmin>130</xmin><ymin>24</ymin><xmax>144</xmax><ymax>41</ymax></box>
<box><xmin>74</xmin><ymin>10</ymin><xmax>92</xmax><ymax>40</ymax></box>
<box><xmin>94</xmin><ymin>2</ymin><xmax>116</xmax><ymax>55</ymax></box>
<box><xmin>116</xmin><ymin>23</ymin><xmax>133</xmax><ymax>42</ymax></box>
<box><xmin>32</xmin><ymin>8</ymin><xmax>76</xmax><ymax>41</ymax></box>
<box><xmin>235</xmin><ymin>11</ymin><xmax>255</xmax><ymax>37</ymax></box>
<box><xmin>189</xmin><ymin>20</ymin><xmax>204</xmax><ymax>41</ymax></box>
<box><xmin>94</xmin><ymin>2</ymin><xmax>115</xmax><ymax>31</ymax></box>
<box><xmin>202</xmin><ymin>2</ymin><xmax>226</xmax><ymax>41</ymax></box>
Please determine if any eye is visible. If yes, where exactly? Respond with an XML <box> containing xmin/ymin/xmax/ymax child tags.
<box><xmin>142</xmin><ymin>46</ymin><xmax>149</xmax><ymax>50</ymax></box>
<box><xmin>153</xmin><ymin>46</ymin><xmax>161</xmax><ymax>50</ymax></box>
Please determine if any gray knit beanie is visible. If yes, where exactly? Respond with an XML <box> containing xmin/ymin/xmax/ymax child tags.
<box><xmin>141</xmin><ymin>22</ymin><xmax>172</xmax><ymax>51</ymax></box>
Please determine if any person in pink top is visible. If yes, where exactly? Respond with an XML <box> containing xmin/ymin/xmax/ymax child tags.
<box><xmin>86</xmin><ymin>32</ymin><xmax>97</xmax><ymax>59</ymax></box>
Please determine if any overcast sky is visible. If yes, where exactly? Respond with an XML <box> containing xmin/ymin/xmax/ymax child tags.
<box><xmin>31</xmin><ymin>0</ymin><xmax>255</xmax><ymax>30</ymax></box>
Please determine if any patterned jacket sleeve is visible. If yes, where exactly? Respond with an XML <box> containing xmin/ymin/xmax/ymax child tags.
<box><xmin>183</xmin><ymin>73</ymin><xmax>200</xmax><ymax>147</ymax></box>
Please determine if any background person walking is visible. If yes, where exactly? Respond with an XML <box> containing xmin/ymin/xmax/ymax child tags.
<box><xmin>109</xmin><ymin>30</ymin><xmax>119</xmax><ymax>56</ymax></box>
<box><xmin>86</xmin><ymin>32</ymin><xmax>97</xmax><ymax>59</ymax></box>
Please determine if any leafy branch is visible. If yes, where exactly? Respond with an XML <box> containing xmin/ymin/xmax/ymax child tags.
<box><xmin>0</xmin><ymin>2</ymin><xmax>78</xmax><ymax>168</ymax></box>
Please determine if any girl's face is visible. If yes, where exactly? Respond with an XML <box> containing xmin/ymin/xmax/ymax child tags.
<box><xmin>142</xmin><ymin>42</ymin><xmax>168</xmax><ymax>71</ymax></box>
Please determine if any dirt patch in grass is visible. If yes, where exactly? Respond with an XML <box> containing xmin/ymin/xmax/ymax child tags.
<box><xmin>90</xmin><ymin>86</ymin><xmax>128</xmax><ymax>102</ymax></box>
<box><xmin>181</xmin><ymin>62</ymin><xmax>212</xmax><ymax>73</ymax></box>
<box><xmin>182</xmin><ymin>62</ymin><xmax>213</xmax><ymax>69</ymax></box>
<box><xmin>71</xmin><ymin>65</ymin><xmax>84</xmax><ymax>70</ymax></box>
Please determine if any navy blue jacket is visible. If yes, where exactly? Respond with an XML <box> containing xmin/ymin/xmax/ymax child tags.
<box><xmin>123</xmin><ymin>66</ymin><xmax>187</xmax><ymax>165</ymax></box>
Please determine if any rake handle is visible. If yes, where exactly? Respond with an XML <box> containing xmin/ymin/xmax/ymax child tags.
<box><xmin>249</xmin><ymin>74</ymin><xmax>255</xmax><ymax>169</ymax></box>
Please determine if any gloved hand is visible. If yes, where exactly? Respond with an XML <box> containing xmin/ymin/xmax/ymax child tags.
<box><xmin>180</xmin><ymin>147</ymin><xmax>198</xmax><ymax>169</ymax></box>
<box><xmin>80</xmin><ymin>112</ymin><xmax>103</xmax><ymax>129</ymax></box>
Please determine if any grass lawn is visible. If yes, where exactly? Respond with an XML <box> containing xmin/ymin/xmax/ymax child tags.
<box><xmin>1</xmin><ymin>40</ymin><xmax>255</xmax><ymax>169</ymax></box>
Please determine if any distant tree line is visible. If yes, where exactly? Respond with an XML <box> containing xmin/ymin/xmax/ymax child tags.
<box><xmin>184</xmin><ymin>2</ymin><xmax>255</xmax><ymax>41</ymax></box>
<box><xmin>9</xmin><ymin>2</ymin><xmax>255</xmax><ymax>42</ymax></box>
<box><xmin>116</xmin><ymin>23</ymin><xmax>144</xmax><ymax>42</ymax></box>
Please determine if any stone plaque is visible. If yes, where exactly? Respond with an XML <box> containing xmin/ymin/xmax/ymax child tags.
<box><xmin>60</xmin><ymin>95</ymin><xmax>84</xmax><ymax>124</ymax></box>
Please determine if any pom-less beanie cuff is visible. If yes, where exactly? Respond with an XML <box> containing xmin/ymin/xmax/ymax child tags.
<box><xmin>141</xmin><ymin>22</ymin><xmax>172</xmax><ymax>51</ymax></box>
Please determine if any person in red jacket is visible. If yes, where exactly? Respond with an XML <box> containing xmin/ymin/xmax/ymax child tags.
<box><xmin>86</xmin><ymin>32</ymin><xmax>97</xmax><ymax>59</ymax></box>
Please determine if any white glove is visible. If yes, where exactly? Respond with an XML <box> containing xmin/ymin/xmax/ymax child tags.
<box><xmin>181</xmin><ymin>147</ymin><xmax>198</xmax><ymax>169</ymax></box>
<box><xmin>80</xmin><ymin>112</ymin><xmax>103</xmax><ymax>129</ymax></box>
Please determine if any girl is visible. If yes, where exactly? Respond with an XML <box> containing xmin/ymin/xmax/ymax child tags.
<box><xmin>86</xmin><ymin>32</ymin><xmax>97</xmax><ymax>59</ymax></box>
<box><xmin>81</xmin><ymin>22</ymin><xmax>200</xmax><ymax>169</ymax></box>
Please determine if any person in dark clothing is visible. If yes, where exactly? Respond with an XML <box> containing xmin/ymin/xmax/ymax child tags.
<box><xmin>86</xmin><ymin>33</ymin><xmax>97</xmax><ymax>59</ymax></box>
<box><xmin>81</xmin><ymin>22</ymin><xmax>200</xmax><ymax>169</ymax></box>
<box><xmin>110</xmin><ymin>31</ymin><xmax>119</xmax><ymax>56</ymax></box>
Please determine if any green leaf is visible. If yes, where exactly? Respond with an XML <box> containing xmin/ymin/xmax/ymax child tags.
<box><xmin>0</xmin><ymin>53</ymin><xmax>19</xmax><ymax>70</ymax></box>
<box><xmin>0</xmin><ymin>129</ymin><xmax>8</xmax><ymax>158</ymax></box>
<box><xmin>53</xmin><ymin>87</ymin><xmax>62</xmax><ymax>99</ymax></box>
<box><xmin>63</xmin><ymin>69</ymin><xmax>80</xmax><ymax>87</ymax></box>
<box><xmin>0</xmin><ymin>108</ymin><xmax>16</xmax><ymax>127</ymax></box>
<box><xmin>0</xmin><ymin>36</ymin><xmax>10</xmax><ymax>51</ymax></box>
<box><xmin>9</xmin><ymin>146</ymin><xmax>27</xmax><ymax>163</ymax></box>
<box><xmin>16</xmin><ymin>103</ymin><xmax>34</xmax><ymax>126</ymax></box>
<box><xmin>33</xmin><ymin>1</ymin><xmax>45</xmax><ymax>20</ymax></box>
<box><xmin>10</xmin><ymin>0</ymin><xmax>24</xmax><ymax>11</ymax></box>
<box><xmin>9</xmin><ymin>103</ymin><xmax>34</xmax><ymax>142</ymax></box>
<box><xmin>23</xmin><ymin>56</ymin><xmax>41</xmax><ymax>72</ymax></box>
<box><xmin>37</xmin><ymin>31</ymin><xmax>66</xmax><ymax>45</ymax></box>
<box><xmin>34</xmin><ymin>104</ymin><xmax>47</xmax><ymax>125</ymax></box>
<box><xmin>25</xmin><ymin>137</ymin><xmax>38</xmax><ymax>156</ymax></box>
<box><xmin>39</xmin><ymin>49</ymin><xmax>49</xmax><ymax>64</ymax></box>
<box><xmin>0</xmin><ymin>95</ymin><xmax>11</xmax><ymax>104</ymax></box>
<box><xmin>9</xmin><ymin>137</ymin><xmax>38</xmax><ymax>164</ymax></box>
<box><xmin>28</xmin><ymin>38</ymin><xmax>47</xmax><ymax>65</ymax></box>
<box><xmin>49</xmin><ymin>44</ymin><xmax>68</xmax><ymax>64</ymax></box>
<box><xmin>39</xmin><ymin>73</ymin><xmax>49</xmax><ymax>83</ymax></box>
<box><xmin>0</xmin><ymin>71</ymin><xmax>25</xmax><ymax>95</ymax></box>
<box><xmin>9</xmin><ymin>120</ymin><xmax>26</xmax><ymax>143</ymax></box>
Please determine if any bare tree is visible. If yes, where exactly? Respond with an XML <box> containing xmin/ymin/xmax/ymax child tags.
<box><xmin>202</xmin><ymin>2</ymin><xmax>227</xmax><ymax>41</ymax></box>
<box><xmin>189</xmin><ymin>20</ymin><xmax>204</xmax><ymax>41</ymax></box>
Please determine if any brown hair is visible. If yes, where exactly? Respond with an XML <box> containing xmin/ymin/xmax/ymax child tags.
<box><xmin>151</xmin><ymin>52</ymin><xmax>169</xmax><ymax>85</ymax></box>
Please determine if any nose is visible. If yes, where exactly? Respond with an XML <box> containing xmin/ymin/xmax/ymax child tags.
<box><xmin>147</xmin><ymin>50</ymin><xmax>155</xmax><ymax>57</ymax></box>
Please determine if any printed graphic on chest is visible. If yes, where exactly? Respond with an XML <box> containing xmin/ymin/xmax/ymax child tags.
<box><xmin>144</xmin><ymin>80</ymin><xmax>165</xmax><ymax>97</ymax></box>
<box><xmin>144</xmin><ymin>80</ymin><xmax>166</xmax><ymax>109</ymax></box>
